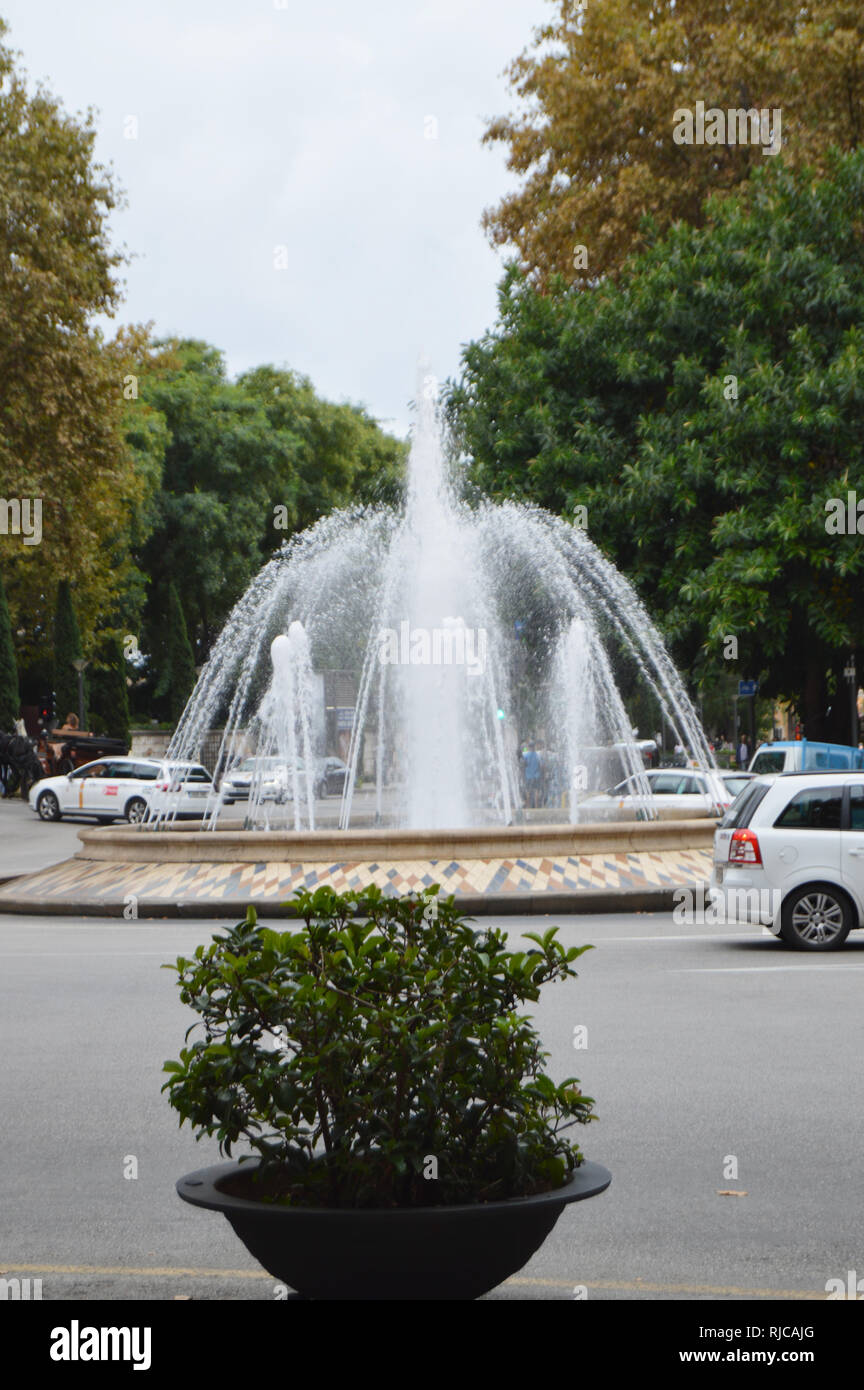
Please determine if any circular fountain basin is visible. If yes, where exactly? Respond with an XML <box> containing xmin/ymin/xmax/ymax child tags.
<box><xmin>0</xmin><ymin>818</ymin><xmax>716</xmax><ymax>919</ymax></box>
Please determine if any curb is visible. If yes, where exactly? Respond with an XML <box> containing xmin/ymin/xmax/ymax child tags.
<box><xmin>0</xmin><ymin>885</ymin><xmax>703</xmax><ymax>918</ymax></box>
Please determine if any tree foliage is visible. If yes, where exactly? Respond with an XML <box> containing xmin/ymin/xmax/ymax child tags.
<box><xmin>53</xmin><ymin>580</ymin><xmax>84</xmax><ymax>725</ymax></box>
<box><xmin>0</xmin><ymin>23</ymin><xmax>157</xmax><ymax>659</ymax></box>
<box><xmin>448</xmin><ymin>150</ymin><xmax>864</xmax><ymax>734</ymax></box>
<box><xmin>88</xmin><ymin>633</ymin><xmax>130</xmax><ymax>744</ymax></box>
<box><xmin>134</xmin><ymin>340</ymin><xmax>406</xmax><ymax>669</ymax></box>
<box><xmin>484</xmin><ymin>0</ymin><xmax>864</xmax><ymax>284</ymax></box>
<box><xmin>153</xmin><ymin>582</ymin><xmax>197</xmax><ymax>726</ymax></box>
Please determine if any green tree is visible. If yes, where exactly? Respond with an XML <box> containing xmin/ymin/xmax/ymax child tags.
<box><xmin>447</xmin><ymin>149</ymin><xmax>864</xmax><ymax>738</ymax></box>
<box><xmin>239</xmin><ymin>365</ymin><xmax>405</xmax><ymax>530</ymax></box>
<box><xmin>88</xmin><ymin>634</ymin><xmax>131</xmax><ymax>745</ymax></box>
<box><xmin>135</xmin><ymin>342</ymin><xmax>406</xmax><ymax>680</ymax></box>
<box><xmin>154</xmin><ymin>583</ymin><xmax>197</xmax><ymax>727</ymax></box>
<box><xmin>0</xmin><ymin>23</ymin><xmax>158</xmax><ymax>659</ymax></box>
<box><xmin>0</xmin><ymin>568</ymin><xmax>19</xmax><ymax>729</ymax></box>
<box><xmin>53</xmin><ymin>580</ymin><xmax>85</xmax><ymax>726</ymax></box>
<box><xmin>484</xmin><ymin>0</ymin><xmax>864</xmax><ymax>284</ymax></box>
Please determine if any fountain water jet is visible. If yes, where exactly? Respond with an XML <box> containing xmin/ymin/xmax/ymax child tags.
<box><xmin>159</xmin><ymin>370</ymin><xmax>719</xmax><ymax>831</ymax></box>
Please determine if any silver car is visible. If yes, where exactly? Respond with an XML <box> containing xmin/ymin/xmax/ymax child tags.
<box><xmin>577</xmin><ymin>768</ymin><xmax>743</xmax><ymax>821</ymax></box>
<box><xmin>220</xmin><ymin>756</ymin><xmax>305</xmax><ymax>805</ymax></box>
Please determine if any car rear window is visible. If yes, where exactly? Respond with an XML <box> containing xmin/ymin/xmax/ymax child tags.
<box><xmin>651</xmin><ymin>774</ymin><xmax>686</xmax><ymax>794</ymax></box>
<box><xmin>167</xmin><ymin>765</ymin><xmax>212</xmax><ymax>783</ymax></box>
<box><xmin>774</xmin><ymin>786</ymin><xmax>844</xmax><ymax>831</ymax></box>
<box><xmin>719</xmin><ymin>780</ymin><xmax>772</xmax><ymax>829</ymax></box>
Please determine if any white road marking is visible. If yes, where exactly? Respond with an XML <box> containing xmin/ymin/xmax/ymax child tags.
<box><xmin>676</xmin><ymin>964</ymin><xmax>864</xmax><ymax>974</ymax></box>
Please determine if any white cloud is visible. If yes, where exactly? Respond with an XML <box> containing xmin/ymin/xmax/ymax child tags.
<box><xmin>2</xmin><ymin>0</ymin><xmax>543</xmax><ymax>435</ymax></box>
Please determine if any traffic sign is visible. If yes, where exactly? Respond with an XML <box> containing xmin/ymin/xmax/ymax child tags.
<box><xmin>738</xmin><ymin>680</ymin><xmax>758</xmax><ymax>697</ymax></box>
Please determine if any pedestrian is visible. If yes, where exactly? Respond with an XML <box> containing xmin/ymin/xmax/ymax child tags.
<box><xmin>738</xmin><ymin>737</ymin><xmax>748</xmax><ymax>768</ymax></box>
<box><xmin>522</xmin><ymin>740</ymin><xmax>541</xmax><ymax>809</ymax></box>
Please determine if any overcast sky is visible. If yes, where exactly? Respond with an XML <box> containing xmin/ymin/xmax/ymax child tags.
<box><xmin>3</xmin><ymin>0</ymin><xmax>547</xmax><ymax>436</ymax></box>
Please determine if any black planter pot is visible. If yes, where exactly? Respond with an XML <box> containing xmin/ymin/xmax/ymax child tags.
<box><xmin>177</xmin><ymin>1159</ymin><xmax>611</xmax><ymax>1300</ymax></box>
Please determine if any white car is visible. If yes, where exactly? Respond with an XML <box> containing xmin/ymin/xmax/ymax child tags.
<box><xmin>578</xmin><ymin>768</ymin><xmax>743</xmax><ymax>821</ymax></box>
<box><xmin>709</xmin><ymin>770</ymin><xmax>864</xmax><ymax>949</ymax></box>
<box><xmin>220</xmin><ymin>756</ymin><xmax>307</xmax><ymax>805</ymax></box>
<box><xmin>30</xmin><ymin>757</ymin><xmax>214</xmax><ymax>824</ymax></box>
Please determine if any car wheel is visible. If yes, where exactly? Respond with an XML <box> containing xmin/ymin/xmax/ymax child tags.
<box><xmin>37</xmin><ymin>790</ymin><xmax>62</xmax><ymax>822</ymax></box>
<box><xmin>125</xmin><ymin>796</ymin><xmax>148</xmax><ymax>824</ymax></box>
<box><xmin>779</xmin><ymin>883</ymin><xmax>852</xmax><ymax>951</ymax></box>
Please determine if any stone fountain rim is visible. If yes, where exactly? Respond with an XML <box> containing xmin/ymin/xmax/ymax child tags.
<box><xmin>75</xmin><ymin>818</ymin><xmax>716</xmax><ymax>864</ymax></box>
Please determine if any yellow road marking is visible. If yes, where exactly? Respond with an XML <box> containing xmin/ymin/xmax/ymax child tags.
<box><xmin>0</xmin><ymin>1264</ymin><xmax>827</xmax><ymax>1297</ymax></box>
<box><xmin>513</xmin><ymin>1276</ymin><xmax>825</xmax><ymax>1298</ymax></box>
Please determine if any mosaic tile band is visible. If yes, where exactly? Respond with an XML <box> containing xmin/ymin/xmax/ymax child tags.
<box><xmin>0</xmin><ymin>848</ymin><xmax>712</xmax><ymax>907</ymax></box>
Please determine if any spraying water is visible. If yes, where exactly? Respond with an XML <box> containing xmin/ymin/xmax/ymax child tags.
<box><xmin>160</xmin><ymin>370</ymin><xmax>717</xmax><ymax>830</ymax></box>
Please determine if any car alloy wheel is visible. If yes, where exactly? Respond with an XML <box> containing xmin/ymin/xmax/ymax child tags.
<box><xmin>125</xmin><ymin>797</ymin><xmax>148</xmax><ymax>824</ymax></box>
<box><xmin>780</xmin><ymin>885</ymin><xmax>851</xmax><ymax>950</ymax></box>
<box><xmin>37</xmin><ymin>790</ymin><xmax>61</xmax><ymax>822</ymax></box>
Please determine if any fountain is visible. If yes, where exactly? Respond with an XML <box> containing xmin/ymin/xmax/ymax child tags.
<box><xmin>0</xmin><ymin>367</ymin><xmax>723</xmax><ymax>917</ymax></box>
<box><xmin>152</xmin><ymin>368</ymin><xmax>718</xmax><ymax>832</ymax></box>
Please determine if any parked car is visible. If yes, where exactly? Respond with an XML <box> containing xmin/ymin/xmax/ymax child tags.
<box><xmin>577</xmin><ymin>767</ymin><xmax>742</xmax><ymax>820</ymax></box>
<box><xmin>748</xmin><ymin>739</ymin><xmax>864</xmax><ymax>775</ymax></box>
<box><xmin>29</xmin><ymin>758</ymin><xmax>214</xmax><ymax>823</ymax></box>
<box><xmin>316</xmin><ymin>757</ymin><xmax>349</xmax><ymax>797</ymax></box>
<box><xmin>221</xmin><ymin>755</ymin><xmax>349</xmax><ymax>804</ymax></box>
<box><xmin>709</xmin><ymin>770</ymin><xmax>864</xmax><ymax>949</ymax></box>
<box><xmin>220</xmin><ymin>757</ymin><xmax>304</xmax><ymax>805</ymax></box>
<box><xmin>272</xmin><ymin>757</ymin><xmax>350</xmax><ymax>801</ymax></box>
<box><xmin>722</xmin><ymin>771</ymin><xmax>756</xmax><ymax>799</ymax></box>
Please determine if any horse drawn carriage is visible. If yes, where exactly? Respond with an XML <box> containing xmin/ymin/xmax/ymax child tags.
<box><xmin>0</xmin><ymin>728</ymin><xmax>130</xmax><ymax>798</ymax></box>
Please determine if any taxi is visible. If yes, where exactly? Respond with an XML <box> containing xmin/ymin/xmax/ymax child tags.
<box><xmin>29</xmin><ymin>757</ymin><xmax>214</xmax><ymax>823</ymax></box>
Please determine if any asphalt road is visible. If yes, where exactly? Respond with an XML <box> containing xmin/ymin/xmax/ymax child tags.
<box><xmin>0</xmin><ymin>798</ymin><xmax>84</xmax><ymax>876</ymax></box>
<box><xmin>1</xmin><ymin>909</ymin><xmax>862</xmax><ymax>1301</ymax></box>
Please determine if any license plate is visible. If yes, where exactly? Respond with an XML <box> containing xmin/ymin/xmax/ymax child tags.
<box><xmin>189</xmin><ymin>790</ymin><xmax>207</xmax><ymax>797</ymax></box>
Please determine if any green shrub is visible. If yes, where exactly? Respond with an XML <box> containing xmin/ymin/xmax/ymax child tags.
<box><xmin>163</xmin><ymin>885</ymin><xmax>595</xmax><ymax>1208</ymax></box>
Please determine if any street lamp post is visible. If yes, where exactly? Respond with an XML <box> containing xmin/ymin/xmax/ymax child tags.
<box><xmin>844</xmin><ymin>654</ymin><xmax>857</xmax><ymax>747</ymax></box>
<box><xmin>71</xmin><ymin>658</ymin><xmax>89</xmax><ymax>732</ymax></box>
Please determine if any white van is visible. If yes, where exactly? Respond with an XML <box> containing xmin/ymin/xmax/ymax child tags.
<box><xmin>748</xmin><ymin>740</ymin><xmax>864</xmax><ymax>775</ymax></box>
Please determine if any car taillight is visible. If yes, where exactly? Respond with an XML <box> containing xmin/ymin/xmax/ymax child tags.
<box><xmin>729</xmin><ymin>828</ymin><xmax>762</xmax><ymax>864</ymax></box>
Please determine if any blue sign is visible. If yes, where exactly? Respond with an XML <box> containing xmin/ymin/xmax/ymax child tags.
<box><xmin>738</xmin><ymin>680</ymin><xmax>759</xmax><ymax>697</ymax></box>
